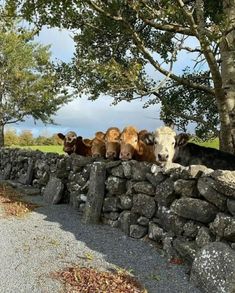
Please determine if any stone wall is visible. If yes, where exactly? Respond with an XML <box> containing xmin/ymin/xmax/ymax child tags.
<box><xmin>0</xmin><ymin>148</ymin><xmax>235</xmax><ymax>293</ymax></box>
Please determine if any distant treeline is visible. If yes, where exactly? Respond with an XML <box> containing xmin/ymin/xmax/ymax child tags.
<box><xmin>5</xmin><ymin>129</ymin><xmax>63</xmax><ymax>146</ymax></box>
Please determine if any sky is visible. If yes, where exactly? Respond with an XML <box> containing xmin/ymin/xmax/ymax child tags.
<box><xmin>8</xmin><ymin>26</ymin><xmax>200</xmax><ymax>138</ymax></box>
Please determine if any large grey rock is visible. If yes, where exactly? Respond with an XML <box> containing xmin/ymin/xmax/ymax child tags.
<box><xmin>183</xmin><ymin>221</ymin><xmax>202</xmax><ymax>238</ymax></box>
<box><xmin>118</xmin><ymin>211</ymin><xmax>138</xmax><ymax>235</ymax></box>
<box><xmin>131</xmin><ymin>161</ymin><xmax>152</xmax><ymax>180</ymax></box>
<box><xmin>148</xmin><ymin>222</ymin><xmax>166</xmax><ymax>242</ymax></box>
<box><xmin>110</xmin><ymin>165</ymin><xmax>124</xmax><ymax>178</ymax></box>
<box><xmin>118</xmin><ymin>194</ymin><xmax>133</xmax><ymax>210</ymax></box>
<box><xmin>18</xmin><ymin>159</ymin><xmax>34</xmax><ymax>185</ymax></box>
<box><xmin>210</xmin><ymin>213</ymin><xmax>235</xmax><ymax>241</ymax></box>
<box><xmin>228</xmin><ymin>199</ymin><xmax>235</xmax><ymax>216</ymax></box>
<box><xmin>146</xmin><ymin>172</ymin><xmax>166</xmax><ymax>187</ymax></box>
<box><xmin>105</xmin><ymin>176</ymin><xmax>126</xmax><ymax>195</ymax></box>
<box><xmin>103</xmin><ymin>197</ymin><xmax>120</xmax><ymax>212</ymax></box>
<box><xmin>137</xmin><ymin>216</ymin><xmax>149</xmax><ymax>226</ymax></box>
<box><xmin>198</xmin><ymin>177</ymin><xmax>227</xmax><ymax>211</ymax></box>
<box><xmin>173</xmin><ymin>238</ymin><xmax>198</xmax><ymax>264</ymax></box>
<box><xmin>211</xmin><ymin>170</ymin><xmax>235</xmax><ymax>199</ymax></box>
<box><xmin>103</xmin><ymin>212</ymin><xmax>120</xmax><ymax>221</ymax></box>
<box><xmin>121</xmin><ymin>161</ymin><xmax>133</xmax><ymax>178</ymax></box>
<box><xmin>132</xmin><ymin>193</ymin><xmax>156</xmax><ymax>218</ymax></box>
<box><xmin>155</xmin><ymin>178</ymin><xmax>177</xmax><ymax>207</ymax></box>
<box><xmin>43</xmin><ymin>177</ymin><xmax>64</xmax><ymax>204</ymax></box>
<box><xmin>71</xmin><ymin>155</ymin><xmax>94</xmax><ymax>172</ymax></box>
<box><xmin>157</xmin><ymin>205</ymin><xmax>186</xmax><ymax>235</ymax></box>
<box><xmin>0</xmin><ymin>163</ymin><xmax>12</xmax><ymax>180</ymax></box>
<box><xmin>171</xmin><ymin>198</ymin><xmax>218</xmax><ymax>223</ymax></box>
<box><xmin>83</xmin><ymin>162</ymin><xmax>106</xmax><ymax>224</ymax></box>
<box><xmin>174</xmin><ymin>179</ymin><xmax>197</xmax><ymax>197</ymax></box>
<box><xmin>133</xmin><ymin>181</ymin><xmax>155</xmax><ymax>196</ymax></box>
<box><xmin>196</xmin><ymin>227</ymin><xmax>214</xmax><ymax>248</ymax></box>
<box><xmin>188</xmin><ymin>165</ymin><xmax>213</xmax><ymax>178</ymax></box>
<box><xmin>190</xmin><ymin>242</ymin><xmax>235</xmax><ymax>293</ymax></box>
<box><xmin>129</xmin><ymin>224</ymin><xmax>148</xmax><ymax>239</ymax></box>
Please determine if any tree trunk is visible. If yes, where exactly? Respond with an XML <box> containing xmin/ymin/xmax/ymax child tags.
<box><xmin>220</xmin><ymin>0</ymin><xmax>235</xmax><ymax>153</ymax></box>
<box><xmin>0</xmin><ymin>124</ymin><xmax>4</xmax><ymax>147</ymax></box>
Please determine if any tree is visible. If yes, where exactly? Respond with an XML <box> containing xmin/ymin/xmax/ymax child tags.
<box><xmin>0</xmin><ymin>10</ymin><xmax>71</xmax><ymax>147</ymax></box>
<box><xmin>18</xmin><ymin>130</ymin><xmax>34</xmax><ymax>146</ymax></box>
<box><xmin>4</xmin><ymin>128</ymin><xmax>19</xmax><ymax>146</ymax></box>
<box><xmin>6</xmin><ymin>0</ymin><xmax>235</xmax><ymax>152</ymax></box>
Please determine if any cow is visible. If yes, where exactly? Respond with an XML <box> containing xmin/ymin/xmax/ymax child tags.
<box><xmin>144</xmin><ymin>126</ymin><xmax>235</xmax><ymax>170</ymax></box>
<box><xmin>57</xmin><ymin>131</ymin><xmax>91</xmax><ymax>156</ymax></box>
<box><xmin>84</xmin><ymin>131</ymin><xmax>106</xmax><ymax>158</ymax></box>
<box><xmin>119</xmin><ymin>126</ymin><xmax>155</xmax><ymax>163</ymax></box>
<box><xmin>104</xmin><ymin>127</ymin><xmax>121</xmax><ymax>159</ymax></box>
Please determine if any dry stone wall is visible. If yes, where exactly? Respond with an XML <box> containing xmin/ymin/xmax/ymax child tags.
<box><xmin>0</xmin><ymin>148</ymin><xmax>235</xmax><ymax>293</ymax></box>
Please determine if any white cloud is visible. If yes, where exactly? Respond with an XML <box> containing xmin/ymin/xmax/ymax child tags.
<box><xmin>12</xmin><ymin>97</ymin><xmax>162</xmax><ymax>138</ymax></box>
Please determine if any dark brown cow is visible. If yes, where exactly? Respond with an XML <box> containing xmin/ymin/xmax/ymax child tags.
<box><xmin>119</xmin><ymin>126</ymin><xmax>155</xmax><ymax>162</ymax></box>
<box><xmin>104</xmin><ymin>127</ymin><xmax>121</xmax><ymax>159</ymax></box>
<box><xmin>57</xmin><ymin>131</ymin><xmax>91</xmax><ymax>156</ymax></box>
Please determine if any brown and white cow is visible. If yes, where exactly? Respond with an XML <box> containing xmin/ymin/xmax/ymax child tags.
<box><xmin>104</xmin><ymin>127</ymin><xmax>121</xmax><ymax>159</ymax></box>
<box><xmin>144</xmin><ymin>126</ymin><xmax>235</xmax><ymax>170</ymax></box>
<box><xmin>119</xmin><ymin>126</ymin><xmax>155</xmax><ymax>163</ymax></box>
<box><xmin>57</xmin><ymin>131</ymin><xmax>91</xmax><ymax>156</ymax></box>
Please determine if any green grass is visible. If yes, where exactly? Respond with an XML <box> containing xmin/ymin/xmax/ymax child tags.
<box><xmin>191</xmin><ymin>138</ymin><xmax>219</xmax><ymax>149</ymax></box>
<box><xmin>12</xmin><ymin>145</ymin><xmax>64</xmax><ymax>154</ymax></box>
<box><xmin>11</xmin><ymin>138</ymin><xmax>220</xmax><ymax>155</ymax></box>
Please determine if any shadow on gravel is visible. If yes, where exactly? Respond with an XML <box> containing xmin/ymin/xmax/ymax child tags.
<box><xmin>25</xmin><ymin>194</ymin><xmax>201</xmax><ymax>293</ymax></box>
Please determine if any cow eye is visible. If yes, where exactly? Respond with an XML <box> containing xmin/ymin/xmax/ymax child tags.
<box><xmin>154</xmin><ymin>140</ymin><xmax>158</xmax><ymax>145</ymax></box>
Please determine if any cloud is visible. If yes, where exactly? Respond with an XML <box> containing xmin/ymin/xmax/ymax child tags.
<box><xmin>11</xmin><ymin>97</ymin><xmax>162</xmax><ymax>138</ymax></box>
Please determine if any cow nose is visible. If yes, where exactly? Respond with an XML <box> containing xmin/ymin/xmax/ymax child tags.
<box><xmin>106</xmin><ymin>151</ymin><xmax>116</xmax><ymax>158</ymax></box>
<box><xmin>158</xmin><ymin>154</ymin><xmax>169</xmax><ymax>161</ymax></box>
<box><xmin>93</xmin><ymin>153</ymin><xmax>101</xmax><ymax>158</ymax></box>
<box><xmin>120</xmin><ymin>152</ymin><xmax>131</xmax><ymax>160</ymax></box>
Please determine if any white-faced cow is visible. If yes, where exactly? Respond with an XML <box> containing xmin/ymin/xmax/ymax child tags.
<box><xmin>104</xmin><ymin>127</ymin><xmax>121</xmax><ymax>159</ymax></box>
<box><xmin>119</xmin><ymin>126</ymin><xmax>155</xmax><ymax>163</ymax></box>
<box><xmin>57</xmin><ymin>131</ymin><xmax>91</xmax><ymax>156</ymax></box>
<box><xmin>144</xmin><ymin>126</ymin><xmax>235</xmax><ymax>170</ymax></box>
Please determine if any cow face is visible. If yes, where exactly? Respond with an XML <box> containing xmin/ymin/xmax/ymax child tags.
<box><xmin>119</xmin><ymin>126</ymin><xmax>139</xmax><ymax>160</ymax></box>
<box><xmin>91</xmin><ymin>131</ymin><xmax>106</xmax><ymax>158</ymax></box>
<box><xmin>105</xmin><ymin>127</ymin><xmax>121</xmax><ymax>159</ymax></box>
<box><xmin>57</xmin><ymin>131</ymin><xmax>77</xmax><ymax>155</ymax></box>
<box><xmin>173</xmin><ymin>133</ymin><xmax>190</xmax><ymax>159</ymax></box>
<box><xmin>151</xmin><ymin>126</ymin><xmax>177</xmax><ymax>166</ymax></box>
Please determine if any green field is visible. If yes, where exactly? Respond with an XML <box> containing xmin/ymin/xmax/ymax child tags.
<box><xmin>13</xmin><ymin>145</ymin><xmax>64</xmax><ymax>154</ymax></box>
<box><xmin>13</xmin><ymin>138</ymin><xmax>219</xmax><ymax>155</ymax></box>
<box><xmin>191</xmin><ymin>138</ymin><xmax>219</xmax><ymax>149</ymax></box>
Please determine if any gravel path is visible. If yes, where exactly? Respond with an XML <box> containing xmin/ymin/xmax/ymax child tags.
<box><xmin>0</xmin><ymin>193</ymin><xmax>202</xmax><ymax>293</ymax></box>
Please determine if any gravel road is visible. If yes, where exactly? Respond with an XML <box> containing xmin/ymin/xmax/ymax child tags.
<box><xmin>0</xmin><ymin>192</ymin><xmax>202</xmax><ymax>293</ymax></box>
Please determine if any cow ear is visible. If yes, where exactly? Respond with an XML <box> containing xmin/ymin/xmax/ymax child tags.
<box><xmin>57</xmin><ymin>133</ymin><xmax>65</xmax><ymax>140</ymax></box>
<box><xmin>142</xmin><ymin>132</ymin><xmax>154</xmax><ymax>145</ymax></box>
<box><xmin>164</xmin><ymin>119</ymin><xmax>174</xmax><ymax>129</ymax></box>
<box><xmin>95</xmin><ymin>131</ymin><xmax>105</xmax><ymax>141</ymax></box>
<box><xmin>138</xmin><ymin>130</ymin><xmax>148</xmax><ymax>141</ymax></box>
<box><xmin>175</xmin><ymin>133</ymin><xmax>190</xmax><ymax>146</ymax></box>
<box><xmin>83</xmin><ymin>138</ymin><xmax>93</xmax><ymax>147</ymax></box>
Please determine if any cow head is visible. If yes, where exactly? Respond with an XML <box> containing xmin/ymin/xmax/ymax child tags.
<box><xmin>91</xmin><ymin>131</ymin><xmax>106</xmax><ymax>158</ymax></box>
<box><xmin>104</xmin><ymin>127</ymin><xmax>121</xmax><ymax>159</ymax></box>
<box><xmin>119</xmin><ymin>126</ymin><xmax>141</xmax><ymax>160</ymax></box>
<box><xmin>143</xmin><ymin>126</ymin><xmax>190</xmax><ymax>166</ymax></box>
<box><xmin>57</xmin><ymin>131</ymin><xmax>77</xmax><ymax>155</ymax></box>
